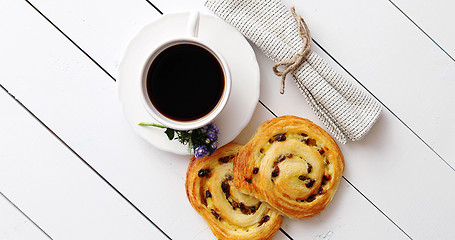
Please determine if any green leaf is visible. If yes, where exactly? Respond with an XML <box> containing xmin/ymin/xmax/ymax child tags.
<box><xmin>138</xmin><ymin>122</ymin><xmax>167</xmax><ymax>128</ymax></box>
<box><xmin>187</xmin><ymin>140</ymin><xmax>192</xmax><ymax>153</ymax></box>
<box><xmin>164</xmin><ymin>128</ymin><xmax>175</xmax><ymax>140</ymax></box>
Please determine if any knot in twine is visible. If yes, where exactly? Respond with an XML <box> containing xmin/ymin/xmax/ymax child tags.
<box><xmin>272</xmin><ymin>7</ymin><xmax>312</xmax><ymax>94</ymax></box>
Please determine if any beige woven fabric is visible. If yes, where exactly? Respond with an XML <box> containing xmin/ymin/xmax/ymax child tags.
<box><xmin>206</xmin><ymin>0</ymin><xmax>382</xmax><ymax>143</ymax></box>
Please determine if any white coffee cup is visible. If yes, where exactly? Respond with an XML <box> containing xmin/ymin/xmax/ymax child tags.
<box><xmin>139</xmin><ymin>11</ymin><xmax>231</xmax><ymax>130</ymax></box>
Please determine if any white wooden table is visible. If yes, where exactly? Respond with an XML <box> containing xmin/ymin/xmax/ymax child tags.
<box><xmin>1</xmin><ymin>0</ymin><xmax>454</xmax><ymax>239</ymax></box>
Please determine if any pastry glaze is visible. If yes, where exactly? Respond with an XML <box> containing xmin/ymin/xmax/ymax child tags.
<box><xmin>233</xmin><ymin>116</ymin><xmax>344</xmax><ymax>219</ymax></box>
<box><xmin>186</xmin><ymin>143</ymin><xmax>282</xmax><ymax>240</ymax></box>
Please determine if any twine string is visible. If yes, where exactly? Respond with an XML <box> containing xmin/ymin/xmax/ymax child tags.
<box><xmin>272</xmin><ymin>7</ymin><xmax>312</xmax><ymax>94</ymax></box>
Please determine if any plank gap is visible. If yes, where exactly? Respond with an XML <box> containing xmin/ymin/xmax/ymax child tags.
<box><xmin>259</xmin><ymin>100</ymin><xmax>278</xmax><ymax>117</ymax></box>
<box><xmin>388</xmin><ymin>0</ymin><xmax>455</xmax><ymax>62</ymax></box>
<box><xmin>0</xmin><ymin>191</ymin><xmax>54</xmax><ymax>240</ymax></box>
<box><xmin>145</xmin><ymin>0</ymin><xmax>163</xmax><ymax>15</ymax></box>
<box><xmin>24</xmin><ymin>0</ymin><xmax>116</xmax><ymax>82</ymax></box>
<box><xmin>279</xmin><ymin>228</ymin><xmax>295</xmax><ymax>240</ymax></box>
<box><xmin>341</xmin><ymin>177</ymin><xmax>413</xmax><ymax>240</ymax></box>
<box><xmin>0</xmin><ymin>83</ymin><xmax>171</xmax><ymax>240</ymax></box>
<box><xmin>311</xmin><ymin>39</ymin><xmax>454</xmax><ymax>173</ymax></box>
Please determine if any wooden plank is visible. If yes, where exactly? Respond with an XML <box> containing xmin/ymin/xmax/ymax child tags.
<box><xmin>0</xmin><ymin>2</ymin><xmax>168</xmax><ymax>240</ymax></box>
<box><xmin>0</xmin><ymin>193</ymin><xmax>50</xmax><ymax>240</ymax></box>
<box><xmin>0</xmin><ymin>89</ymin><xmax>167</xmax><ymax>240</ymax></box>
<box><xmin>281</xmin><ymin>0</ymin><xmax>455</xmax><ymax>163</ymax></box>
<box><xmin>24</xmin><ymin>0</ymin><xmax>162</xmax><ymax>77</ymax></box>
<box><xmin>390</xmin><ymin>0</ymin><xmax>455</xmax><ymax>60</ymax></box>
<box><xmin>2</xmin><ymin>0</ymin><xmax>417</xmax><ymax>239</ymax></box>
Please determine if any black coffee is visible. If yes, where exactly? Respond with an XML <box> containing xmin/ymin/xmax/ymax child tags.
<box><xmin>146</xmin><ymin>43</ymin><xmax>225</xmax><ymax>121</ymax></box>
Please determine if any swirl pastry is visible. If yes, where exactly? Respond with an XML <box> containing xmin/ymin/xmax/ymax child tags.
<box><xmin>233</xmin><ymin>116</ymin><xmax>344</xmax><ymax>219</ymax></box>
<box><xmin>186</xmin><ymin>143</ymin><xmax>282</xmax><ymax>240</ymax></box>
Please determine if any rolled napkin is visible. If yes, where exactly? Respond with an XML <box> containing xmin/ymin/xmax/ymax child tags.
<box><xmin>186</xmin><ymin>143</ymin><xmax>282</xmax><ymax>240</ymax></box>
<box><xmin>205</xmin><ymin>0</ymin><xmax>382</xmax><ymax>143</ymax></box>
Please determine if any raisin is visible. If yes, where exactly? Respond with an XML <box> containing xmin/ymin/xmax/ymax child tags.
<box><xmin>269</xmin><ymin>133</ymin><xmax>286</xmax><ymax>143</ymax></box>
<box><xmin>198</xmin><ymin>169</ymin><xmax>211</xmax><ymax>177</ymax></box>
<box><xmin>239</xmin><ymin>203</ymin><xmax>249</xmax><ymax>214</ymax></box>
<box><xmin>201</xmin><ymin>192</ymin><xmax>207</xmax><ymax>206</ymax></box>
<box><xmin>318</xmin><ymin>186</ymin><xmax>324</xmax><ymax>194</ymax></box>
<box><xmin>253</xmin><ymin>167</ymin><xmax>259</xmax><ymax>174</ymax></box>
<box><xmin>275</xmin><ymin>133</ymin><xmax>286</xmax><ymax>141</ymax></box>
<box><xmin>304</xmin><ymin>138</ymin><xmax>317</xmax><ymax>146</ymax></box>
<box><xmin>301</xmin><ymin>133</ymin><xmax>308</xmax><ymax>137</ymax></box>
<box><xmin>306</xmin><ymin>194</ymin><xmax>317</xmax><ymax>202</ymax></box>
<box><xmin>226</xmin><ymin>175</ymin><xmax>234</xmax><ymax>181</ymax></box>
<box><xmin>276</xmin><ymin>155</ymin><xmax>286</xmax><ymax>163</ymax></box>
<box><xmin>309</xmin><ymin>138</ymin><xmax>317</xmax><ymax>146</ymax></box>
<box><xmin>206</xmin><ymin>190</ymin><xmax>212</xmax><ymax>198</ymax></box>
<box><xmin>286</xmin><ymin>153</ymin><xmax>293</xmax><ymax>158</ymax></box>
<box><xmin>318</xmin><ymin>148</ymin><xmax>325</xmax><ymax>155</ymax></box>
<box><xmin>307</xmin><ymin>163</ymin><xmax>313</xmax><ymax>173</ymax></box>
<box><xmin>271</xmin><ymin>166</ymin><xmax>280</xmax><ymax>177</ymax></box>
<box><xmin>322</xmin><ymin>175</ymin><xmax>331</xmax><ymax>185</ymax></box>
<box><xmin>250</xmin><ymin>206</ymin><xmax>256</xmax><ymax>213</ymax></box>
<box><xmin>211</xmin><ymin>209</ymin><xmax>221</xmax><ymax>220</ymax></box>
<box><xmin>306</xmin><ymin>179</ymin><xmax>315</xmax><ymax>188</ymax></box>
<box><xmin>298</xmin><ymin>175</ymin><xmax>308</xmax><ymax>181</ymax></box>
<box><xmin>231</xmin><ymin>200</ymin><xmax>239</xmax><ymax>209</ymax></box>
<box><xmin>245</xmin><ymin>178</ymin><xmax>252</xmax><ymax>183</ymax></box>
<box><xmin>259</xmin><ymin>215</ymin><xmax>270</xmax><ymax>226</ymax></box>
<box><xmin>221</xmin><ymin>181</ymin><xmax>230</xmax><ymax>198</ymax></box>
<box><xmin>218</xmin><ymin>156</ymin><xmax>231</xmax><ymax>164</ymax></box>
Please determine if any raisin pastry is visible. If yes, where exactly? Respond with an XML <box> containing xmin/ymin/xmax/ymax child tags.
<box><xmin>186</xmin><ymin>143</ymin><xmax>282</xmax><ymax>240</ymax></box>
<box><xmin>233</xmin><ymin>116</ymin><xmax>344</xmax><ymax>219</ymax></box>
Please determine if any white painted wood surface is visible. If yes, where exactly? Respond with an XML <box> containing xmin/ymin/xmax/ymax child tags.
<box><xmin>1</xmin><ymin>0</ymin><xmax>453</xmax><ymax>239</ymax></box>
<box><xmin>392</xmin><ymin>0</ymin><xmax>455</xmax><ymax>59</ymax></box>
<box><xmin>0</xmin><ymin>193</ymin><xmax>49</xmax><ymax>240</ymax></box>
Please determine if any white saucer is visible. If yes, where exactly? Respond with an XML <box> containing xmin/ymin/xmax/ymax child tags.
<box><xmin>118</xmin><ymin>12</ymin><xmax>260</xmax><ymax>155</ymax></box>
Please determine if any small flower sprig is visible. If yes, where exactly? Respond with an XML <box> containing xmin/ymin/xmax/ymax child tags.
<box><xmin>138</xmin><ymin>122</ymin><xmax>220</xmax><ymax>159</ymax></box>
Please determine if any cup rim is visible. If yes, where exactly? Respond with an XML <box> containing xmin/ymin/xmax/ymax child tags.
<box><xmin>139</xmin><ymin>37</ymin><xmax>231</xmax><ymax>130</ymax></box>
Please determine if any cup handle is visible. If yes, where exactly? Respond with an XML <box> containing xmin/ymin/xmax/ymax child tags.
<box><xmin>186</xmin><ymin>11</ymin><xmax>200</xmax><ymax>37</ymax></box>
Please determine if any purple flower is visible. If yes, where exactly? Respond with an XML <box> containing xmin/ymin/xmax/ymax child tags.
<box><xmin>209</xmin><ymin>123</ymin><xmax>220</xmax><ymax>135</ymax></box>
<box><xmin>207</xmin><ymin>129</ymin><xmax>218</xmax><ymax>141</ymax></box>
<box><xmin>201</xmin><ymin>125</ymin><xmax>209</xmax><ymax>134</ymax></box>
<box><xmin>211</xmin><ymin>141</ymin><xmax>218</xmax><ymax>150</ymax></box>
<box><xmin>195</xmin><ymin>145</ymin><xmax>208</xmax><ymax>159</ymax></box>
<box><xmin>205</xmin><ymin>123</ymin><xmax>219</xmax><ymax>141</ymax></box>
<box><xmin>207</xmin><ymin>141</ymin><xmax>218</xmax><ymax>156</ymax></box>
